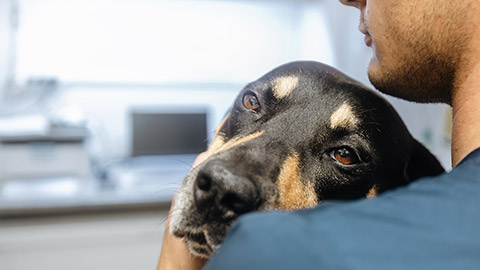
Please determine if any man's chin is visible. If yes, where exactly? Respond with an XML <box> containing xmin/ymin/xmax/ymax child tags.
<box><xmin>367</xmin><ymin>62</ymin><xmax>452</xmax><ymax>104</ymax></box>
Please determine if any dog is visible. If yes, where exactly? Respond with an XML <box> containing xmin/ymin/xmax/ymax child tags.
<box><xmin>169</xmin><ymin>61</ymin><xmax>445</xmax><ymax>258</ymax></box>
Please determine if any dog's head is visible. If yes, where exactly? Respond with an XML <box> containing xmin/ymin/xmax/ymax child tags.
<box><xmin>169</xmin><ymin>61</ymin><xmax>444</xmax><ymax>258</ymax></box>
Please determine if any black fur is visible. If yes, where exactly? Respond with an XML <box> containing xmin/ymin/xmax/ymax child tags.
<box><xmin>169</xmin><ymin>61</ymin><xmax>445</xmax><ymax>258</ymax></box>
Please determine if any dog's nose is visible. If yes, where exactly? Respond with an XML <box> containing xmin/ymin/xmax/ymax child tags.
<box><xmin>194</xmin><ymin>163</ymin><xmax>259</xmax><ymax>220</ymax></box>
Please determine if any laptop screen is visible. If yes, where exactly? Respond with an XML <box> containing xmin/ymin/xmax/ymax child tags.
<box><xmin>131</xmin><ymin>112</ymin><xmax>208</xmax><ymax>156</ymax></box>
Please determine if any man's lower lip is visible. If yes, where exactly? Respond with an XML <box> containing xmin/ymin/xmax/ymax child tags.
<box><xmin>364</xmin><ymin>35</ymin><xmax>372</xmax><ymax>47</ymax></box>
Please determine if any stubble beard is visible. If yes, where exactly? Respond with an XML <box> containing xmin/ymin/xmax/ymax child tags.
<box><xmin>367</xmin><ymin>53</ymin><xmax>455</xmax><ymax>105</ymax></box>
<box><xmin>365</xmin><ymin>2</ymin><xmax>477</xmax><ymax>106</ymax></box>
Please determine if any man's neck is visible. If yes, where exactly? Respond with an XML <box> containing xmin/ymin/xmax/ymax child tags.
<box><xmin>451</xmin><ymin>60</ymin><xmax>480</xmax><ymax>166</ymax></box>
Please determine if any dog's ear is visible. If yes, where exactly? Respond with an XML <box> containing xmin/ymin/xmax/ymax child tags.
<box><xmin>405</xmin><ymin>139</ymin><xmax>445</xmax><ymax>182</ymax></box>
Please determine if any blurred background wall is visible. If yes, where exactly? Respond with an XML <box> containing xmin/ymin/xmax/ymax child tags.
<box><xmin>0</xmin><ymin>1</ymin><xmax>451</xmax><ymax>270</ymax></box>
<box><xmin>0</xmin><ymin>0</ymin><xmax>10</xmax><ymax>90</ymax></box>
<box><xmin>0</xmin><ymin>0</ymin><xmax>452</xmax><ymax>165</ymax></box>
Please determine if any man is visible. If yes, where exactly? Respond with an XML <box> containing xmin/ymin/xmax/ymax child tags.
<box><xmin>158</xmin><ymin>0</ymin><xmax>480</xmax><ymax>269</ymax></box>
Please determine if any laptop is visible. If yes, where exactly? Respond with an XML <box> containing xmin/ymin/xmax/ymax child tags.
<box><xmin>112</xmin><ymin>107</ymin><xmax>209</xmax><ymax>193</ymax></box>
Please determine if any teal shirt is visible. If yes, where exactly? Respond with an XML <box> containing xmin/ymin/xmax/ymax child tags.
<box><xmin>205</xmin><ymin>149</ymin><xmax>480</xmax><ymax>270</ymax></box>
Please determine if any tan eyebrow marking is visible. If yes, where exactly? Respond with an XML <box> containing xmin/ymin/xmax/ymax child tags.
<box><xmin>330</xmin><ymin>103</ymin><xmax>359</xmax><ymax>129</ymax></box>
<box><xmin>205</xmin><ymin>114</ymin><xmax>265</xmax><ymax>159</ymax></box>
<box><xmin>272</xmin><ymin>75</ymin><xmax>299</xmax><ymax>99</ymax></box>
<box><xmin>276</xmin><ymin>154</ymin><xmax>318</xmax><ymax>210</ymax></box>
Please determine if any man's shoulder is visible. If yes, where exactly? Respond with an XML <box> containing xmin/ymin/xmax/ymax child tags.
<box><xmin>205</xmin><ymin>148</ymin><xmax>480</xmax><ymax>270</ymax></box>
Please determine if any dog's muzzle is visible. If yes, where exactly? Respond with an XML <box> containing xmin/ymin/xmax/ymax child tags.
<box><xmin>193</xmin><ymin>160</ymin><xmax>260</xmax><ymax>222</ymax></box>
<box><xmin>170</xmin><ymin>158</ymin><xmax>265</xmax><ymax>257</ymax></box>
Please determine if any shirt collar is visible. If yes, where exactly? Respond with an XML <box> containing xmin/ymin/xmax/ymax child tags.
<box><xmin>455</xmin><ymin>147</ymin><xmax>480</xmax><ymax>168</ymax></box>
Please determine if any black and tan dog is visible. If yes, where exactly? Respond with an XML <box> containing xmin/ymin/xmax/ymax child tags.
<box><xmin>170</xmin><ymin>61</ymin><xmax>444</xmax><ymax>258</ymax></box>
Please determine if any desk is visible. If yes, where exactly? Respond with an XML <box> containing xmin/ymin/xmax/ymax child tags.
<box><xmin>0</xmin><ymin>155</ymin><xmax>195</xmax><ymax>217</ymax></box>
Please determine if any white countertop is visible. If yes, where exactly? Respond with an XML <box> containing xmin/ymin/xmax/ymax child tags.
<box><xmin>0</xmin><ymin>155</ymin><xmax>196</xmax><ymax>216</ymax></box>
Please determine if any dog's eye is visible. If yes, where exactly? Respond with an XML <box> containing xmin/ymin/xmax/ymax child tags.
<box><xmin>242</xmin><ymin>93</ymin><xmax>260</xmax><ymax>111</ymax></box>
<box><xmin>331</xmin><ymin>147</ymin><xmax>359</xmax><ymax>165</ymax></box>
